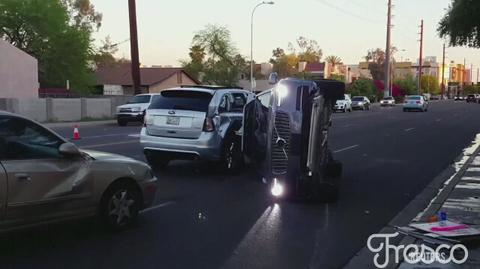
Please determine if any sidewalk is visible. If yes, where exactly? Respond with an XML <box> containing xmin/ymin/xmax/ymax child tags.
<box><xmin>397</xmin><ymin>135</ymin><xmax>480</xmax><ymax>268</ymax></box>
<box><xmin>344</xmin><ymin>134</ymin><xmax>480</xmax><ymax>269</ymax></box>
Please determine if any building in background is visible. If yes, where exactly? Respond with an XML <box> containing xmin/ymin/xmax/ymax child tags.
<box><xmin>0</xmin><ymin>39</ymin><xmax>39</xmax><ymax>98</ymax></box>
<box><xmin>95</xmin><ymin>64</ymin><xmax>199</xmax><ymax>95</ymax></box>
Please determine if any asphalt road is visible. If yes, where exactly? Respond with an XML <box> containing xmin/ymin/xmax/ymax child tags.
<box><xmin>1</xmin><ymin>100</ymin><xmax>480</xmax><ymax>269</ymax></box>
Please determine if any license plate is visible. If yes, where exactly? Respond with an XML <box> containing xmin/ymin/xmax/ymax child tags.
<box><xmin>166</xmin><ymin>116</ymin><xmax>180</xmax><ymax>125</ymax></box>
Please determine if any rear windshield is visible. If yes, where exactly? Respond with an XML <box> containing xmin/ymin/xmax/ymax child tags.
<box><xmin>149</xmin><ymin>90</ymin><xmax>213</xmax><ymax>112</ymax></box>
<box><xmin>352</xmin><ymin>97</ymin><xmax>364</xmax><ymax>101</ymax></box>
<box><xmin>406</xmin><ymin>96</ymin><xmax>421</xmax><ymax>100</ymax></box>
<box><xmin>127</xmin><ymin>95</ymin><xmax>151</xmax><ymax>104</ymax></box>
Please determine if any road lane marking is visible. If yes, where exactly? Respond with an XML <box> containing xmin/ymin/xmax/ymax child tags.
<box><xmin>141</xmin><ymin>201</ymin><xmax>175</xmax><ymax>213</ymax></box>
<box><xmin>436</xmin><ymin>118</ymin><xmax>442</xmax><ymax>122</ymax></box>
<box><xmin>80</xmin><ymin>140</ymin><xmax>138</xmax><ymax>149</ymax></box>
<box><xmin>404</xmin><ymin>128</ymin><xmax>415</xmax><ymax>132</ymax></box>
<box><xmin>333</xmin><ymin>144</ymin><xmax>359</xmax><ymax>153</ymax></box>
<box><xmin>128</xmin><ymin>134</ymin><xmax>141</xmax><ymax>138</ymax></box>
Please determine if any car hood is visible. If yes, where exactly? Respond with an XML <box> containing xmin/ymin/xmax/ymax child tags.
<box><xmin>117</xmin><ymin>103</ymin><xmax>150</xmax><ymax>110</ymax></box>
<box><xmin>81</xmin><ymin>149</ymin><xmax>138</xmax><ymax>163</ymax></box>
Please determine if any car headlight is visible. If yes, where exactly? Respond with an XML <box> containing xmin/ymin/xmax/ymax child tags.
<box><xmin>358</xmin><ymin>102</ymin><xmax>364</xmax><ymax>105</ymax></box>
<box><xmin>271</xmin><ymin>178</ymin><xmax>284</xmax><ymax>197</ymax></box>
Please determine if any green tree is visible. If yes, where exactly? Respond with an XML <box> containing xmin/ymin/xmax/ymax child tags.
<box><xmin>325</xmin><ymin>55</ymin><xmax>342</xmax><ymax>70</ymax></box>
<box><xmin>420</xmin><ymin>75</ymin><xmax>440</xmax><ymax>95</ymax></box>
<box><xmin>347</xmin><ymin>78</ymin><xmax>377</xmax><ymax>101</ymax></box>
<box><xmin>189</xmin><ymin>24</ymin><xmax>246</xmax><ymax>86</ymax></box>
<box><xmin>0</xmin><ymin>0</ymin><xmax>99</xmax><ymax>92</ymax></box>
<box><xmin>438</xmin><ymin>0</ymin><xmax>480</xmax><ymax>47</ymax></box>
<box><xmin>269</xmin><ymin>48</ymin><xmax>299</xmax><ymax>78</ymax></box>
<box><xmin>93</xmin><ymin>36</ymin><xmax>119</xmax><ymax>68</ymax></box>
<box><xmin>464</xmin><ymin>84</ymin><xmax>479</xmax><ymax>94</ymax></box>
<box><xmin>181</xmin><ymin>45</ymin><xmax>206</xmax><ymax>81</ymax></box>
<box><xmin>329</xmin><ymin>74</ymin><xmax>345</xmax><ymax>82</ymax></box>
<box><xmin>394</xmin><ymin>73</ymin><xmax>418</xmax><ymax>95</ymax></box>
<box><xmin>296</xmin><ymin>36</ymin><xmax>322</xmax><ymax>63</ymax></box>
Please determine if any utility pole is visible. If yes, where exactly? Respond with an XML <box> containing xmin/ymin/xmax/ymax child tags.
<box><xmin>418</xmin><ymin>19</ymin><xmax>424</xmax><ymax>93</ymax></box>
<box><xmin>441</xmin><ymin>43</ymin><xmax>446</xmax><ymax>98</ymax></box>
<box><xmin>384</xmin><ymin>0</ymin><xmax>392</xmax><ymax>97</ymax></box>
<box><xmin>477</xmin><ymin>68</ymin><xmax>479</xmax><ymax>84</ymax></box>
<box><xmin>470</xmin><ymin>64</ymin><xmax>473</xmax><ymax>85</ymax></box>
<box><xmin>463</xmin><ymin>58</ymin><xmax>466</xmax><ymax>92</ymax></box>
<box><xmin>128</xmin><ymin>0</ymin><xmax>141</xmax><ymax>95</ymax></box>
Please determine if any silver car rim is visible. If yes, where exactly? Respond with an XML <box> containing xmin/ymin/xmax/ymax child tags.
<box><xmin>108</xmin><ymin>190</ymin><xmax>136</xmax><ymax>226</ymax></box>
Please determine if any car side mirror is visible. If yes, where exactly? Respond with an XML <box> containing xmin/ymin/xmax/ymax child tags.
<box><xmin>59</xmin><ymin>142</ymin><xmax>81</xmax><ymax>157</ymax></box>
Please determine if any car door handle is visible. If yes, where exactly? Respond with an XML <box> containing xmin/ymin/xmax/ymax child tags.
<box><xmin>15</xmin><ymin>173</ymin><xmax>31</xmax><ymax>181</ymax></box>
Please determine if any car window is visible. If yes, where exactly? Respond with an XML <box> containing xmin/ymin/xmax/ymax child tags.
<box><xmin>352</xmin><ymin>97</ymin><xmax>364</xmax><ymax>101</ymax></box>
<box><xmin>218</xmin><ymin>94</ymin><xmax>231</xmax><ymax>113</ymax></box>
<box><xmin>257</xmin><ymin>91</ymin><xmax>272</xmax><ymax>108</ymax></box>
<box><xmin>149</xmin><ymin>91</ymin><xmax>213</xmax><ymax>112</ymax></box>
<box><xmin>127</xmin><ymin>95</ymin><xmax>151</xmax><ymax>104</ymax></box>
<box><xmin>406</xmin><ymin>96</ymin><xmax>421</xmax><ymax>100</ymax></box>
<box><xmin>0</xmin><ymin>117</ymin><xmax>64</xmax><ymax>160</ymax></box>
<box><xmin>230</xmin><ymin>92</ymin><xmax>247</xmax><ymax>112</ymax></box>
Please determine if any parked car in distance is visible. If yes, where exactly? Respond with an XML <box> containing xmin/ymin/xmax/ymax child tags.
<box><xmin>351</xmin><ymin>96</ymin><xmax>371</xmax><ymax>110</ymax></box>
<box><xmin>0</xmin><ymin>112</ymin><xmax>158</xmax><ymax>232</ymax></box>
<box><xmin>466</xmin><ymin>94</ymin><xmax>479</xmax><ymax>103</ymax></box>
<box><xmin>380</xmin><ymin>96</ymin><xmax>395</xmax><ymax>107</ymax></box>
<box><xmin>454</xmin><ymin>95</ymin><xmax>465</xmax><ymax>101</ymax></box>
<box><xmin>140</xmin><ymin>86</ymin><xmax>253</xmax><ymax>171</ymax></box>
<box><xmin>334</xmin><ymin>94</ymin><xmax>352</xmax><ymax>112</ymax></box>
<box><xmin>403</xmin><ymin>95</ymin><xmax>428</xmax><ymax>112</ymax></box>
<box><xmin>116</xmin><ymin>94</ymin><xmax>159</xmax><ymax>126</ymax></box>
<box><xmin>430</xmin><ymin>95</ymin><xmax>441</xmax><ymax>100</ymax></box>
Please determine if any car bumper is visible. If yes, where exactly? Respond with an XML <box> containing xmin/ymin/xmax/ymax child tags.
<box><xmin>380</xmin><ymin>102</ymin><xmax>395</xmax><ymax>106</ymax></box>
<box><xmin>139</xmin><ymin>176</ymin><xmax>158</xmax><ymax>209</ymax></box>
<box><xmin>140</xmin><ymin>128</ymin><xmax>222</xmax><ymax>160</ymax></box>
<box><xmin>403</xmin><ymin>104</ymin><xmax>424</xmax><ymax>109</ymax></box>
<box><xmin>351</xmin><ymin>104</ymin><xmax>364</xmax><ymax>109</ymax></box>
<box><xmin>117</xmin><ymin>113</ymin><xmax>144</xmax><ymax>122</ymax></box>
<box><xmin>334</xmin><ymin>105</ymin><xmax>346</xmax><ymax>111</ymax></box>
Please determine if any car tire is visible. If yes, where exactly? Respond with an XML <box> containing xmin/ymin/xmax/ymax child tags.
<box><xmin>100</xmin><ymin>181</ymin><xmax>141</xmax><ymax>231</ymax></box>
<box><xmin>221</xmin><ymin>134</ymin><xmax>242</xmax><ymax>173</ymax></box>
<box><xmin>117</xmin><ymin>119</ymin><xmax>128</xmax><ymax>127</ymax></box>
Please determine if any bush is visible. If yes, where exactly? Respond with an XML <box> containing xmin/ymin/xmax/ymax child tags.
<box><xmin>347</xmin><ymin>78</ymin><xmax>376</xmax><ymax>101</ymax></box>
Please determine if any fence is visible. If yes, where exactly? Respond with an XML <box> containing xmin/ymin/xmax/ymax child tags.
<box><xmin>0</xmin><ymin>96</ymin><xmax>132</xmax><ymax>122</ymax></box>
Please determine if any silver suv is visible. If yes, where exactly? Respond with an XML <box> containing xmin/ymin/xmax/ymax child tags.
<box><xmin>140</xmin><ymin>86</ymin><xmax>253</xmax><ymax>171</ymax></box>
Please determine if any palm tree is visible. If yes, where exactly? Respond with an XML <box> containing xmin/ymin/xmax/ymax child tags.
<box><xmin>325</xmin><ymin>55</ymin><xmax>343</xmax><ymax>73</ymax></box>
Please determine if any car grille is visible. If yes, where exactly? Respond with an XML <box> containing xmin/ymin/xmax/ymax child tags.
<box><xmin>119</xmin><ymin>108</ymin><xmax>133</xmax><ymax>113</ymax></box>
<box><xmin>271</xmin><ymin>111</ymin><xmax>291</xmax><ymax>175</ymax></box>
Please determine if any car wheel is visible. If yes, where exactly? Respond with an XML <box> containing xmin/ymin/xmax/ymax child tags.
<box><xmin>145</xmin><ymin>154</ymin><xmax>169</xmax><ymax>170</ymax></box>
<box><xmin>100</xmin><ymin>182</ymin><xmax>141</xmax><ymax>231</ymax></box>
<box><xmin>221</xmin><ymin>134</ymin><xmax>242</xmax><ymax>173</ymax></box>
<box><xmin>117</xmin><ymin>119</ymin><xmax>128</xmax><ymax>126</ymax></box>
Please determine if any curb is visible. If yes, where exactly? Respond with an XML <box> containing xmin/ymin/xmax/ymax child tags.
<box><xmin>343</xmin><ymin>135</ymin><xmax>480</xmax><ymax>269</ymax></box>
<box><xmin>43</xmin><ymin>120</ymin><xmax>116</xmax><ymax>128</ymax></box>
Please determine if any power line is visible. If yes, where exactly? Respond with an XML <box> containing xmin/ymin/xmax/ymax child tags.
<box><xmin>313</xmin><ymin>0</ymin><xmax>384</xmax><ymax>24</ymax></box>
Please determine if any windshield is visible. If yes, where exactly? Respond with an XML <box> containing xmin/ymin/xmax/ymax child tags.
<box><xmin>127</xmin><ymin>95</ymin><xmax>151</xmax><ymax>104</ymax></box>
<box><xmin>383</xmin><ymin>97</ymin><xmax>394</xmax><ymax>100</ymax></box>
<box><xmin>352</xmin><ymin>97</ymin><xmax>364</xmax><ymax>101</ymax></box>
<box><xmin>149</xmin><ymin>90</ymin><xmax>212</xmax><ymax>112</ymax></box>
<box><xmin>406</xmin><ymin>96</ymin><xmax>421</xmax><ymax>100</ymax></box>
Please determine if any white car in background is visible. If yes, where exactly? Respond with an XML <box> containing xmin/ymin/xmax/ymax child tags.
<box><xmin>380</xmin><ymin>96</ymin><xmax>396</xmax><ymax>107</ymax></box>
<box><xmin>116</xmin><ymin>94</ymin><xmax>159</xmax><ymax>126</ymax></box>
<box><xmin>334</xmin><ymin>94</ymin><xmax>352</xmax><ymax>113</ymax></box>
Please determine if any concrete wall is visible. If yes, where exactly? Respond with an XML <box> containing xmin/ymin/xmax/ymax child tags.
<box><xmin>84</xmin><ymin>99</ymin><xmax>111</xmax><ymax>119</ymax></box>
<box><xmin>0</xmin><ymin>96</ymin><xmax>134</xmax><ymax>123</ymax></box>
<box><xmin>0</xmin><ymin>39</ymin><xmax>39</xmax><ymax>98</ymax></box>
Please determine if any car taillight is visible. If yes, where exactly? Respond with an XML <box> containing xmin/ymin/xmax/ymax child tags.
<box><xmin>416</xmin><ymin>101</ymin><xmax>421</xmax><ymax>104</ymax></box>
<box><xmin>203</xmin><ymin>117</ymin><xmax>215</xmax><ymax>132</ymax></box>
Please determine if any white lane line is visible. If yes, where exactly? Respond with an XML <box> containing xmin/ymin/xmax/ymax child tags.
<box><xmin>141</xmin><ymin>201</ymin><xmax>175</xmax><ymax>213</ymax></box>
<box><xmin>404</xmin><ymin>128</ymin><xmax>415</xmax><ymax>132</ymax></box>
<box><xmin>435</xmin><ymin>118</ymin><xmax>442</xmax><ymax>122</ymax></box>
<box><xmin>80</xmin><ymin>140</ymin><xmax>138</xmax><ymax>149</ymax></box>
<box><xmin>333</xmin><ymin>144</ymin><xmax>359</xmax><ymax>153</ymax></box>
<box><xmin>128</xmin><ymin>134</ymin><xmax>141</xmax><ymax>138</ymax></box>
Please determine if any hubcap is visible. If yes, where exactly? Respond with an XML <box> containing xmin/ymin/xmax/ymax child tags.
<box><xmin>108</xmin><ymin>190</ymin><xmax>136</xmax><ymax>225</ymax></box>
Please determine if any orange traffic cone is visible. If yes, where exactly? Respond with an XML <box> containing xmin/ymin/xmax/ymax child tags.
<box><xmin>73</xmin><ymin>124</ymin><xmax>81</xmax><ymax>140</ymax></box>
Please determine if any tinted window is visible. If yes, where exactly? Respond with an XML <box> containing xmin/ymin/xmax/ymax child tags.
<box><xmin>352</xmin><ymin>97</ymin><xmax>364</xmax><ymax>101</ymax></box>
<box><xmin>127</xmin><ymin>95</ymin><xmax>151</xmax><ymax>104</ymax></box>
<box><xmin>0</xmin><ymin>117</ymin><xmax>64</xmax><ymax>160</ymax></box>
<box><xmin>383</xmin><ymin>97</ymin><xmax>394</xmax><ymax>100</ymax></box>
<box><xmin>149</xmin><ymin>90</ymin><xmax>213</xmax><ymax>112</ymax></box>
<box><xmin>406</xmin><ymin>96</ymin><xmax>421</xmax><ymax>100</ymax></box>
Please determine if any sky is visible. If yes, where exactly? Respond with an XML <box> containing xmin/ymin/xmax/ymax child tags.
<box><xmin>90</xmin><ymin>0</ymin><xmax>480</xmax><ymax>71</ymax></box>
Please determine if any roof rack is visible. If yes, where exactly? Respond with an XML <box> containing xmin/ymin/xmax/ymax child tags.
<box><xmin>180</xmin><ymin>85</ymin><xmax>244</xmax><ymax>90</ymax></box>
